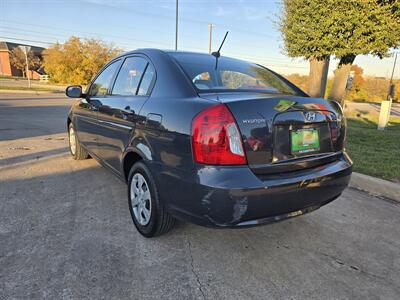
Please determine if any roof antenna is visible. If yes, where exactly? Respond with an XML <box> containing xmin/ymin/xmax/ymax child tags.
<box><xmin>212</xmin><ymin>31</ymin><xmax>229</xmax><ymax>69</ymax></box>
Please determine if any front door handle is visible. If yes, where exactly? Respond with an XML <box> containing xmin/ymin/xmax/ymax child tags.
<box><xmin>121</xmin><ymin>106</ymin><xmax>135</xmax><ymax>120</ymax></box>
<box><xmin>124</xmin><ymin>106</ymin><xmax>135</xmax><ymax>114</ymax></box>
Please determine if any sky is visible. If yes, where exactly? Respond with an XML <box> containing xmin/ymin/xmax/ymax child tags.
<box><xmin>1</xmin><ymin>0</ymin><xmax>399</xmax><ymax>78</ymax></box>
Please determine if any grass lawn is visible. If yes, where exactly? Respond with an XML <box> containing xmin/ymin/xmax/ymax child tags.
<box><xmin>345</xmin><ymin>114</ymin><xmax>400</xmax><ymax>182</ymax></box>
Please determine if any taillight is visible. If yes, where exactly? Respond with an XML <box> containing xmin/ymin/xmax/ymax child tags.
<box><xmin>191</xmin><ymin>104</ymin><xmax>247</xmax><ymax>165</ymax></box>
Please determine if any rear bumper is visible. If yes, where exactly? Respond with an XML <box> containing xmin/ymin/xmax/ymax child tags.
<box><xmin>152</xmin><ymin>152</ymin><xmax>353</xmax><ymax>228</ymax></box>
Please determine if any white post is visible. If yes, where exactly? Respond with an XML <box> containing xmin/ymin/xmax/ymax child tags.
<box><xmin>378</xmin><ymin>101</ymin><xmax>391</xmax><ymax>130</ymax></box>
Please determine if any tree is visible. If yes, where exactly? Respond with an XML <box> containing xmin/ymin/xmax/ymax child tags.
<box><xmin>9</xmin><ymin>47</ymin><xmax>41</xmax><ymax>78</ymax></box>
<box><xmin>280</xmin><ymin>0</ymin><xmax>400</xmax><ymax>102</ymax></box>
<box><xmin>328</xmin><ymin>0</ymin><xmax>400</xmax><ymax>104</ymax></box>
<box><xmin>43</xmin><ymin>36</ymin><xmax>121</xmax><ymax>84</ymax></box>
<box><xmin>280</xmin><ymin>0</ymin><xmax>337</xmax><ymax>98</ymax></box>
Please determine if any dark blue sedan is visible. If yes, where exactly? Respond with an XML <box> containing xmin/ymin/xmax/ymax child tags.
<box><xmin>66</xmin><ymin>49</ymin><xmax>352</xmax><ymax>237</ymax></box>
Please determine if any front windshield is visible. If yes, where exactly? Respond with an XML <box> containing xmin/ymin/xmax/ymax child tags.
<box><xmin>169</xmin><ymin>52</ymin><xmax>301</xmax><ymax>95</ymax></box>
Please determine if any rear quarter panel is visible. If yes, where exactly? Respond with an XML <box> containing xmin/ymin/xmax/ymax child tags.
<box><xmin>135</xmin><ymin>96</ymin><xmax>215</xmax><ymax>212</ymax></box>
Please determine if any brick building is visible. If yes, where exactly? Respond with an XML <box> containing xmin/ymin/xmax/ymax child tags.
<box><xmin>0</xmin><ymin>41</ymin><xmax>45</xmax><ymax>79</ymax></box>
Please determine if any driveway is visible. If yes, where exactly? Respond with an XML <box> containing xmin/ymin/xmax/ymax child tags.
<box><xmin>1</xmin><ymin>93</ymin><xmax>399</xmax><ymax>299</ymax></box>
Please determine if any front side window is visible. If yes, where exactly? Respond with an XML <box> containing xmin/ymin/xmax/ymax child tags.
<box><xmin>112</xmin><ymin>57</ymin><xmax>149</xmax><ymax>96</ymax></box>
<box><xmin>169</xmin><ymin>52</ymin><xmax>301</xmax><ymax>95</ymax></box>
<box><xmin>89</xmin><ymin>60</ymin><xmax>120</xmax><ymax>97</ymax></box>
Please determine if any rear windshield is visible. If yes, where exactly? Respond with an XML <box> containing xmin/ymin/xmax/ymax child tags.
<box><xmin>169</xmin><ymin>52</ymin><xmax>301</xmax><ymax>95</ymax></box>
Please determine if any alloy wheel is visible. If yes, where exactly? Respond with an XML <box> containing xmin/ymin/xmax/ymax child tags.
<box><xmin>130</xmin><ymin>173</ymin><xmax>152</xmax><ymax>226</ymax></box>
<box><xmin>69</xmin><ymin>126</ymin><xmax>76</xmax><ymax>155</ymax></box>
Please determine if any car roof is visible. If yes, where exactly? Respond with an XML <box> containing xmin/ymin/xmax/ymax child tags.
<box><xmin>115</xmin><ymin>48</ymin><xmax>231</xmax><ymax>61</ymax></box>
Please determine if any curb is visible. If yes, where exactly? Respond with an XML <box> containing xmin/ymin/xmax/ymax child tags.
<box><xmin>0</xmin><ymin>89</ymin><xmax>63</xmax><ymax>94</ymax></box>
<box><xmin>349</xmin><ymin>172</ymin><xmax>400</xmax><ymax>202</ymax></box>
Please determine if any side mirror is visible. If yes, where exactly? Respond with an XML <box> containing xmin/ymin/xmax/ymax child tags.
<box><xmin>66</xmin><ymin>85</ymin><xmax>83</xmax><ymax>98</ymax></box>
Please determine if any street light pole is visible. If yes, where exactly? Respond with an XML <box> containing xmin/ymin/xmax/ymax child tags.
<box><xmin>388</xmin><ymin>52</ymin><xmax>398</xmax><ymax>102</ymax></box>
<box><xmin>175</xmin><ymin>0</ymin><xmax>178</xmax><ymax>51</ymax></box>
<box><xmin>208</xmin><ymin>23</ymin><xmax>214</xmax><ymax>54</ymax></box>
<box><xmin>22</xmin><ymin>46</ymin><xmax>31</xmax><ymax>88</ymax></box>
<box><xmin>378</xmin><ymin>52</ymin><xmax>398</xmax><ymax>130</ymax></box>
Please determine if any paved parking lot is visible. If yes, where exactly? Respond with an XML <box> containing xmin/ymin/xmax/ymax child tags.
<box><xmin>1</xmin><ymin>93</ymin><xmax>400</xmax><ymax>299</ymax></box>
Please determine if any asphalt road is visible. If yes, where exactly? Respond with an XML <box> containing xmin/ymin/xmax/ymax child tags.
<box><xmin>345</xmin><ymin>101</ymin><xmax>400</xmax><ymax>117</ymax></box>
<box><xmin>1</xmin><ymin>93</ymin><xmax>400</xmax><ymax>299</ymax></box>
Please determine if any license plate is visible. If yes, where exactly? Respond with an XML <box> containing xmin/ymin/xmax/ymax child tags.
<box><xmin>291</xmin><ymin>128</ymin><xmax>320</xmax><ymax>155</ymax></box>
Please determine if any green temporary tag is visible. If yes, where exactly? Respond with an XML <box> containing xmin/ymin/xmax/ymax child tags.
<box><xmin>291</xmin><ymin>128</ymin><xmax>320</xmax><ymax>154</ymax></box>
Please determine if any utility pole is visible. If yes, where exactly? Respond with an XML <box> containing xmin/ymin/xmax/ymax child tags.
<box><xmin>208</xmin><ymin>23</ymin><xmax>214</xmax><ymax>54</ymax></box>
<box><xmin>175</xmin><ymin>0</ymin><xmax>178</xmax><ymax>51</ymax></box>
<box><xmin>21</xmin><ymin>45</ymin><xmax>31</xmax><ymax>88</ymax></box>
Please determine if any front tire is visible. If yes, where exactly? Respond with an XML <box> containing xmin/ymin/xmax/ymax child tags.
<box><xmin>68</xmin><ymin>123</ymin><xmax>89</xmax><ymax>160</ymax></box>
<box><xmin>128</xmin><ymin>162</ymin><xmax>175</xmax><ymax>237</ymax></box>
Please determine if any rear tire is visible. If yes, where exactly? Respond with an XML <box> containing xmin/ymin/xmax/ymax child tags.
<box><xmin>68</xmin><ymin>123</ymin><xmax>89</xmax><ymax>160</ymax></box>
<box><xmin>128</xmin><ymin>162</ymin><xmax>175</xmax><ymax>237</ymax></box>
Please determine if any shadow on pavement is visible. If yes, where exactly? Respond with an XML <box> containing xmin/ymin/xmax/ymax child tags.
<box><xmin>0</xmin><ymin>147</ymin><xmax>70</xmax><ymax>167</ymax></box>
<box><xmin>0</xmin><ymin>105</ymin><xmax>70</xmax><ymax>140</ymax></box>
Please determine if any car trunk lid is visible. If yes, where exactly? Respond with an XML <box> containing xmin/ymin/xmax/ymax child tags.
<box><xmin>200</xmin><ymin>92</ymin><xmax>346</xmax><ymax>174</ymax></box>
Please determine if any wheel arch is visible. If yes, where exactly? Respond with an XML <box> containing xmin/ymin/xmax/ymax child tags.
<box><xmin>122</xmin><ymin>150</ymin><xmax>144</xmax><ymax>182</ymax></box>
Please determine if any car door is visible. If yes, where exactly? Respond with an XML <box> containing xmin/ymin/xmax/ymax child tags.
<box><xmin>74</xmin><ymin>60</ymin><xmax>121</xmax><ymax>155</ymax></box>
<box><xmin>96</xmin><ymin>56</ymin><xmax>156</xmax><ymax>173</ymax></box>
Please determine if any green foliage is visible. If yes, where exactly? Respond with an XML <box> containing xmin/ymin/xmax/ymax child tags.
<box><xmin>9</xmin><ymin>47</ymin><xmax>41</xmax><ymax>77</ymax></box>
<box><xmin>43</xmin><ymin>36</ymin><xmax>121</xmax><ymax>84</ymax></box>
<box><xmin>280</xmin><ymin>0</ymin><xmax>335</xmax><ymax>59</ymax></box>
<box><xmin>280</xmin><ymin>0</ymin><xmax>400</xmax><ymax>61</ymax></box>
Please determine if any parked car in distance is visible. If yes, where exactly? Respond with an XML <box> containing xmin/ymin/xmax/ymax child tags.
<box><xmin>66</xmin><ymin>49</ymin><xmax>352</xmax><ymax>237</ymax></box>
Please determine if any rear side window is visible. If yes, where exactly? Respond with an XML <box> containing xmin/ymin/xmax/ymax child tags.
<box><xmin>192</xmin><ymin>72</ymin><xmax>211</xmax><ymax>89</ymax></box>
<box><xmin>137</xmin><ymin>64</ymin><xmax>155</xmax><ymax>96</ymax></box>
<box><xmin>89</xmin><ymin>60</ymin><xmax>120</xmax><ymax>97</ymax></box>
<box><xmin>112</xmin><ymin>57</ymin><xmax>149</xmax><ymax>96</ymax></box>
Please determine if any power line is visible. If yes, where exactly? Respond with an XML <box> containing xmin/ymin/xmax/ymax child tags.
<box><xmin>0</xmin><ymin>33</ymin><xmax>309</xmax><ymax>70</ymax></box>
<box><xmin>1</xmin><ymin>21</ymin><xmax>173</xmax><ymax>48</ymax></box>
<box><xmin>2</xmin><ymin>19</ymin><xmax>283</xmax><ymax>54</ymax></box>
<box><xmin>2</xmin><ymin>25</ymin><xmax>305</xmax><ymax>65</ymax></box>
<box><xmin>0</xmin><ymin>36</ymin><xmax>54</xmax><ymax>45</ymax></box>
<box><xmin>1</xmin><ymin>35</ymin><xmax>307</xmax><ymax>71</ymax></box>
<box><xmin>2</xmin><ymin>5</ymin><xmax>277</xmax><ymax>39</ymax></box>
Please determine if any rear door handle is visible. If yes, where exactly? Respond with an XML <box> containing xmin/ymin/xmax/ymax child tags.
<box><xmin>146</xmin><ymin>113</ymin><xmax>162</xmax><ymax>127</ymax></box>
